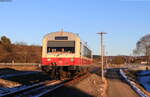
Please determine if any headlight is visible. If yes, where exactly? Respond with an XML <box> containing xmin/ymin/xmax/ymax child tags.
<box><xmin>47</xmin><ymin>58</ymin><xmax>51</xmax><ymax>61</ymax></box>
<box><xmin>70</xmin><ymin>58</ymin><xmax>74</xmax><ymax>62</ymax></box>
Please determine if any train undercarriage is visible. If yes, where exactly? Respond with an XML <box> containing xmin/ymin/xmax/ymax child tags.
<box><xmin>41</xmin><ymin>66</ymin><xmax>89</xmax><ymax>80</ymax></box>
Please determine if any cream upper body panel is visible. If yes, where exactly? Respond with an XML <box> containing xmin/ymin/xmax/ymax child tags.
<box><xmin>42</xmin><ymin>31</ymin><xmax>81</xmax><ymax>58</ymax></box>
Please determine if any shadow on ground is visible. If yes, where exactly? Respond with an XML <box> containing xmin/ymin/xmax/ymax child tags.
<box><xmin>105</xmin><ymin>68</ymin><xmax>126</xmax><ymax>81</ymax></box>
<box><xmin>45</xmin><ymin>86</ymin><xmax>94</xmax><ymax>97</ymax></box>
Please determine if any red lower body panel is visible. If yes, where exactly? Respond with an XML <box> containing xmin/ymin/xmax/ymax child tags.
<box><xmin>42</xmin><ymin>57</ymin><xmax>92</xmax><ymax>66</ymax></box>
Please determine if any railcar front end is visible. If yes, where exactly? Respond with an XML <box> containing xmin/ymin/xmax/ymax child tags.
<box><xmin>41</xmin><ymin>31</ymin><xmax>92</xmax><ymax>79</ymax></box>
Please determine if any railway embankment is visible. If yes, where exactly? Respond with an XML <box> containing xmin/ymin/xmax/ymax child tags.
<box><xmin>47</xmin><ymin>72</ymin><xmax>107</xmax><ymax>97</ymax></box>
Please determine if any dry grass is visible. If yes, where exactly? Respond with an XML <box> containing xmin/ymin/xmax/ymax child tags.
<box><xmin>0</xmin><ymin>79</ymin><xmax>21</xmax><ymax>88</ymax></box>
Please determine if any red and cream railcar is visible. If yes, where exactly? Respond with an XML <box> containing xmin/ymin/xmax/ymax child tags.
<box><xmin>41</xmin><ymin>31</ymin><xmax>92</xmax><ymax>79</ymax></box>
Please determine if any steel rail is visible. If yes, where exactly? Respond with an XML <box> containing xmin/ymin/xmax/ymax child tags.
<box><xmin>0</xmin><ymin>80</ymin><xmax>58</xmax><ymax>97</ymax></box>
<box><xmin>0</xmin><ymin>71</ymin><xmax>91</xmax><ymax>97</ymax></box>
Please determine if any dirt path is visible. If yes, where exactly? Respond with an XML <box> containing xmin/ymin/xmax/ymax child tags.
<box><xmin>107</xmin><ymin>79</ymin><xmax>139</xmax><ymax>97</ymax></box>
<box><xmin>106</xmin><ymin>68</ymin><xmax>140</xmax><ymax>97</ymax></box>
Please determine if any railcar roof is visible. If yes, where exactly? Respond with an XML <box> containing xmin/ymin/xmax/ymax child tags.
<box><xmin>43</xmin><ymin>31</ymin><xmax>80</xmax><ymax>39</ymax></box>
<box><xmin>43</xmin><ymin>30</ymin><xmax>92</xmax><ymax>51</ymax></box>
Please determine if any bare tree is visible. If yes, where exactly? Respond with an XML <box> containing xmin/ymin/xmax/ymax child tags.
<box><xmin>134</xmin><ymin>34</ymin><xmax>150</xmax><ymax>64</ymax></box>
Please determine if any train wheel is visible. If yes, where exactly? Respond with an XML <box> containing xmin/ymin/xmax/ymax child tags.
<box><xmin>50</xmin><ymin>69</ymin><xmax>55</xmax><ymax>79</ymax></box>
<box><xmin>67</xmin><ymin>72</ymin><xmax>71</xmax><ymax>79</ymax></box>
<box><xmin>51</xmin><ymin>69</ymin><xmax>59</xmax><ymax>79</ymax></box>
<box><xmin>59</xmin><ymin>71</ymin><xmax>67</xmax><ymax>80</ymax></box>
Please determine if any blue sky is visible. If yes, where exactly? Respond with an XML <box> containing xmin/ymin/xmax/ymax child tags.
<box><xmin>0</xmin><ymin>0</ymin><xmax>150</xmax><ymax>55</ymax></box>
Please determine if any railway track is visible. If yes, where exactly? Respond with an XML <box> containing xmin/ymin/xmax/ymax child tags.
<box><xmin>0</xmin><ymin>80</ymin><xmax>64</xmax><ymax>97</ymax></box>
<box><xmin>0</xmin><ymin>71</ymin><xmax>41</xmax><ymax>79</ymax></box>
<box><xmin>0</xmin><ymin>73</ymin><xmax>90</xmax><ymax>97</ymax></box>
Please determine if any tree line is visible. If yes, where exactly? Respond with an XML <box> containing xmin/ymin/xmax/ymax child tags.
<box><xmin>0</xmin><ymin>36</ymin><xmax>41</xmax><ymax>63</ymax></box>
<box><xmin>93</xmin><ymin>55</ymin><xmax>135</xmax><ymax>65</ymax></box>
<box><xmin>1</xmin><ymin>33</ymin><xmax>149</xmax><ymax>64</ymax></box>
